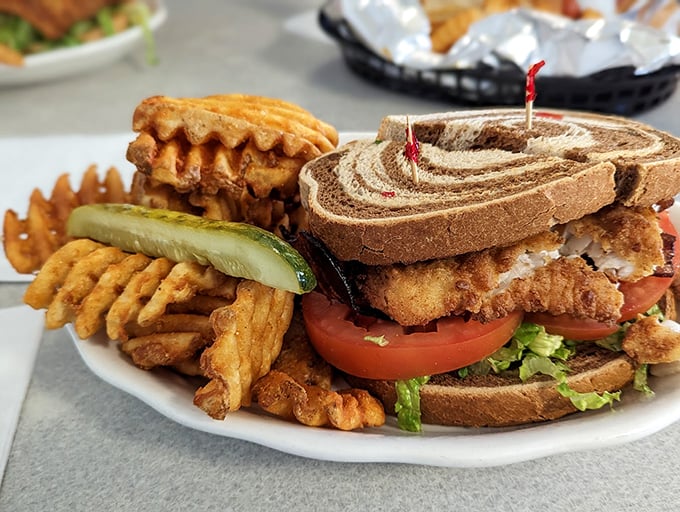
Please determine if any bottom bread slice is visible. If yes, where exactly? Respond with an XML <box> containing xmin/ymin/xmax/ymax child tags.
<box><xmin>345</xmin><ymin>346</ymin><xmax>635</xmax><ymax>428</ymax></box>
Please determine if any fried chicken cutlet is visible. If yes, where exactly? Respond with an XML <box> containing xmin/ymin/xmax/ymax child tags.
<box><xmin>360</xmin><ymin>205</ymin><xmax>664</xmax><ymax>326</ymax></box>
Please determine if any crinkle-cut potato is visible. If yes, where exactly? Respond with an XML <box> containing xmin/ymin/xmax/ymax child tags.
<box><xmin>74</xmin><ymin>252</ymin><xmax>153</xmax><ymax>339</ymax></box>
<box><xmin>122</xmin><ymin>332</ymin><xmax>205</xmax><ymax>371</ymax></box>
<box><xmin>130</xmin><ymin>171</ymin><xmax>308</xmax><ymax>235</ymax></box>
<box><xmin>252</xmin><ymin>371</ymin><xmax>386</xmax><ymax>430</ymax></box>
<box><xmin>251</xmin><ymin>312</ymin><xmax>386</xmax><ymax>430</ymax></box>
<box><xmin>3</xmin><ymin>165</ymin><xmax>130</xmax><ymax>274</ymax></box>
<box><xmin>22</xmin><ymin>237</ymin><xmax>381</xmax><ymax>430</ymax></box>
<box><xmin>193</xmin><ymin>280</ymin><xmax>295</xmax><ymax>419</ymax></box>
<box><xmin>269</xmin><ymin>309</ymin><xmax>333</xmax><ymax>390</ymax></box>
<box><xmin>104</xmin><ymin>257</ymin><xmax>176</xmax><ymax>341</ymax></box>
<box><xmin>22</xmin><ymin>239</ymin><xmax>239</xmax><ymax>342</ymax></box>
<box><xmin>126</xmin><ymin>93</ymin><xmax>337</xmax><ymax>235</ymax></box>
<box><xmin>128</xmin><ymin>134</ymin><xmax>306</xmax><ymax>197</ymax></box>
<box><xmin>129</xmin><ymin>94</ymin><xmax>338</xmax><ymax>160</ymax></box>
<box><xmin>45</xmin><ymin>245</ymin><xmax>129</xmax><ymax>329</ymax></box>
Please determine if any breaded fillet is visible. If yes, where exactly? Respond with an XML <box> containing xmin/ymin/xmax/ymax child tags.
<box><xmin>0</xmin><ymin>0</ymin><xmax>119</xmax><ymax>39</ymax></box>
<box><xmin>622</xmin><ymin>315</ymin><xmax>680</xmax><ymax>364</ymax></box>
<box><xmin>560</xmin><ymin>205</ymin><xmax>664</xmax><ymax>281</ymax></box>
<box><xmin>361</xmin><ymin>206</ymin><xmax>663</xmax><ymax>326</ymax></box>
<box><xmin>361</xmin><ymin>233</ymin><xmax>623</xmax><ymax>326</ymax></box>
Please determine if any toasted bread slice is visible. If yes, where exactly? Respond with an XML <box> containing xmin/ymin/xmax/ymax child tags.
<box><xmin>300</xmin><ymin>138</ymin><xmax>616</xmax><ymax>265</ymax></box>
<box><xmin>299</xmin><ymin>109</ymin><xmax>680</xmax><ymax>265</ymax></box>
<box><xmin>345</xmin><ymin>346</ymin><xmax>635</xmax><ymax>427</ymax></box>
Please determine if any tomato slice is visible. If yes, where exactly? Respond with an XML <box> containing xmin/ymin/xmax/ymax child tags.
<box><xmin>527</xmin><ymin>210</ymin><xmax>679</xmax><ymax>341</ymax></box>
<box><xmin>301</xmin><ymin>292</ymin><xmax>523</xmax><ymax>380</ymax></box>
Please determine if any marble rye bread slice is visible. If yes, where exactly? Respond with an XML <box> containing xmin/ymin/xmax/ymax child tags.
<box><xmin>299</xmin><ymin>109</ymin><xmax>680</xmax><ymax>266</ymax></box>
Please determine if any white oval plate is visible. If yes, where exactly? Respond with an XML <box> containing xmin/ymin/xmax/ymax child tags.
<box><xmin>66</xmin><ymin>326</ymin><xmax>680</xmax><ymax>468</ymax></box>
<box><xmin>0</xmin><ymin>0</ymin><xmax>167</xmax><ymax>87</ymax></box>
<box><xmin>64</xmin><ymin>200</ymin><xmax>680</xmax><ymax>468</ymax></box>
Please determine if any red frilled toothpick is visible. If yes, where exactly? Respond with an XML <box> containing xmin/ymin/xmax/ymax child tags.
<box><xmin>525</xmin><ymin>60</ymin><xmax>545</xmax><ymax>130</ymax></box>
<box><xmin>405</xmin><ymin>115</ymin><xmax>420</xmax><ymax>184</ymax></box>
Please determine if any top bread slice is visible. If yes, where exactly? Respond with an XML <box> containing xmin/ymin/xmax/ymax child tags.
<box><xmin>299</xmin><ymin>109</ymin><xmax>680</xmax><ymax>265</ymax></box>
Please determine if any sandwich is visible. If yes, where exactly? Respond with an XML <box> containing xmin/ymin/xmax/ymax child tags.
<box><xmin>0</xmin><ymin>0</ymin><xmax>157</xmax><ymax>67</ymax></box>
<box><xmin>0</xmin><ymin>0</ymin><xmax>119</xmax><ymax>40</ymax></box>
<box><xmin>297</xmin><ymin>108</ymin><xmax>680</xmax><ymax>431</ymax></box>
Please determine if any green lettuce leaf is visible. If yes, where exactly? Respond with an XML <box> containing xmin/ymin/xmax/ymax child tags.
<box><xmin>556</xmin><ymin>382</ymin><xmax>621</xmax><ymax>411</ymax></box>
<box><xmin>518</xmin><ymin>353</ymin><xmax>569</xmax><ymax>382</ymax></box>
<box><xmin>633</xmin><ymin>363</ymin><xmax>655</xmax><ymax>397</ymax></box>
<box><xmin>394</xmin><ymin>376</ymin><xmax>430</xmax><ymax>432</ymax></box>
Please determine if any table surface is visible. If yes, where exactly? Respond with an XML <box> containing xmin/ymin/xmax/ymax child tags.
<box><xmin>2</xmin><ymin>1</ymin><xmax>680</xmax><ymax>510</ymax></box>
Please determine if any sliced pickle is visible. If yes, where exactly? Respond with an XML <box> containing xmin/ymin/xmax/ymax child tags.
<box><xmin>67</xmin><ymin>204</ymin><xmax>317</xmax><ymax>294</ymax></box>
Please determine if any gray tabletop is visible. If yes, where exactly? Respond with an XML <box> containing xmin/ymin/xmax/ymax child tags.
<box><xmin>2</xmin><ymin>1</ymin><xmax>680</xmax><ymax>511</ymax></box>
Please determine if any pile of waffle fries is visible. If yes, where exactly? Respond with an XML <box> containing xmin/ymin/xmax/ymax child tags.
<box><xmin>3</xmin><ymin>93</ymin><xmax>385</xmax><ymax>431</ymax></box>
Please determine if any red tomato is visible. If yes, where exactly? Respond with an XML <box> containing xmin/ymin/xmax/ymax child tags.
<box><xmin>301</xmin><ymin>292</ymin><xmax>523</xmax><ymax>380</ymax></box>
<box><xmin>524</xmin><ymin>313</ymin><xmax>620</xmax><ymax>341</ymax></box>
<box><xmin>527</xmin><ymin>210</ymin><xmax>679</xmax><ymax>341</ymax></box>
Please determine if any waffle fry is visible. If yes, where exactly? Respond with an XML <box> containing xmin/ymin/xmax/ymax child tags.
<box><xmin>105</xmin><ymin>257</ymin><xmax>176</xmax><ymax>341</ymax></box>
<box><xmin>74</xmin><ymin>253</ymin><xmax>153</xmax><ymax>339</ymax></box>
<box><xmin>193</xmin><ymin>280</ymin><xmax>295</xmax><ymax>418</ymax></box>
<box><xmin>130</xmin><ymin>94</ymin><xmax>338</xmax><ymax>160</ymax></box>
<box><xmin>23</xmin><ymin>239</ymin><xmax>105</xmax><ymax>309</ymax></box>
<box><xmin>126</xmin><ymin>94</ymin><xmax>336</xmax><ymax>235</ymax></box>
<box><xmin>128</xmin><ymin>125</ymin><xmax>314</xmax><ymax>196</ymax></box>
<box><xmin>121</xmin><ymin>313</ymin><xmax>215</xmax><ymax>370</ymax></box>
<box><xmin>45</xmin><ymin>245</ymin><xmax>128</xmax><ymax>329</ymax></box>
<box><xmin>270</xmin><ymin>309</ymin><xmax>333</xmax><ymax>389</ymax></box>
<box><xmin>136</xmin><ymin>262</ymin><xmax>229</xmax><ymax>326</ymax></box>
<box><xmin>3</xmin><ymin>165</ymin><xmax>130</xmax><ymax>274</ymax></box>
<box><xmin>23</xmin><ymin>239</ymin><xmax>237</xmax><ymax>340</ymax></box>
<box><xmin>252</xmin><ymin>312</ymin><xmax>386</xmax><ymax>430</ymax></box>
<box><xmin>253</xmin><ymin>371</ymin><xmax>386</xmax><ymax>430</ymax></box>
<box><xmin>131</xmin><ymin>170</ymin><xmax>307</xmax><ymax>234</ymax></box>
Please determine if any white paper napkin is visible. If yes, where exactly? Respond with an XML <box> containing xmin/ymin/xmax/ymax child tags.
<box><xmin>0</xmin><ymin>133</ymin><xmax>137</xmax><ymax>282</ymax></box>
<box><xmin>0</xmin><ymin>305</ymin><xmax>45</xmax><ymax>483</ymax></box>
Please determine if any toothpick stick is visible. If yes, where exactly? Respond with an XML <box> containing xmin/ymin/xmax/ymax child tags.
<box><xmin>405</xmin><ymin>115</ymin><xmax>420</xmax><ymax>184</ymax></box>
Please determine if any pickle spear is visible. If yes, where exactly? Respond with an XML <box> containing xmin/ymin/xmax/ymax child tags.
<box><xmin>66</xmin><ymin>204</ymin><xmax>316</xmax><ymax>294</ymax></box>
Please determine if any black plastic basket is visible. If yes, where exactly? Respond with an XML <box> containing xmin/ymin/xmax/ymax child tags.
<box><xmin>319</xmin><ymin>9</ymin><xmax>680</xmax><ymax>116</ymax></box>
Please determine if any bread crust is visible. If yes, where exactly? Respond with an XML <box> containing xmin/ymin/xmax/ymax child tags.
<box><xmin>345</xmin><ymin>348</ymin><xmax>635</xmax><ymax>427</ymax></box>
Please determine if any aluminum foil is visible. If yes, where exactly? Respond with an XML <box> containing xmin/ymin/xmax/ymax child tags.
<box><xmin>323</xmin><ymin>0</ymin><xmax>680</xmax><ymax>77</ymax></box>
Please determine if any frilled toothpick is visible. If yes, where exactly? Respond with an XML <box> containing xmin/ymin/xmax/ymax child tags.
<box><xmin>525</xmin><ymin>60</ymin><xmax>546</xmax><ymax>131</ymax></box>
